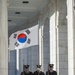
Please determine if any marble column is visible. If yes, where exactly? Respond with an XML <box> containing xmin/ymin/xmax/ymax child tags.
<box><xmin>0</xmin><ymin>0</ymin><xmax>8</xmax><ymax>75</ymax></box>
<box><xmin>38</xmin><ymin>16</ymin><xmax>44</xmax><ymax>68</ymax></box>
<box><xmin>57</xmin><ymin>0</ymin><xmax>68</xmax><ymax>75</ymax></box>
<box><xmin>67</xmin><ymin>0</ymin><xmax>75</xmax><ymax>75</ymax></box>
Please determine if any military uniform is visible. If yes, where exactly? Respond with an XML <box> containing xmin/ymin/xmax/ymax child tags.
<box><xmin>46</xmin><ymin>64</ymin><xmax>57</xmax><ymax>75</ymax></box>
<box><xmin>34</xmin><ymin>65</ymin><xmax>45</xmax><ymax>75</ymax></box>
<box><xmin>34</xmin><ymin>71</ymin><xmax>44</xmax><ymax>75</ymax></box>
<box><xmin>20</xmin><ymin>65</ymin><xmax>33</xmax><ymax>75</ymax></box>
<box><xmin>46</xmin><ymin>70</ymin><xmax>57</xmax><ymax>75</ymax></box>
<box><xmin>20</xmin><ymin>71</ymin><xmax>33</xmax><ymax>75</ymax></box>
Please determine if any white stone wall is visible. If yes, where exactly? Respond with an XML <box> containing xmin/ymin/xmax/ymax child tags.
<box><xmin>57</xmin><ymin>0</ymin><xmax>68</xmax><ymax>75</ymax></box>
<box><xmin>39</xmin><ymin>9</ymin><xmax>50</xmax><ymax>73</ymax></box>
<box><xmin>38</xmin><ymin>0</ymin><xmax>68</xmax><ymax>75</ymax></box>
<box><xmin>38</xmin><ymin>0</ymin><xmax>57</xmax><ymax>72</ymax></box>
<box><xmin>43</xmin><ymin>17</ymin><xmax>50</xmax><ymax>72</ymax></box>
<box><xmin>19</xmin><ymin>45</ymin><xmax>39</xmax><ymax>73</ymax></box>
<box><xmin>8</xmin><ymin>46</ymin><xmax>39</xmax><ymax>75</ymax></box>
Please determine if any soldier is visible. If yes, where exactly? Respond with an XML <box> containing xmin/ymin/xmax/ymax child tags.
<box><xmin>34</xmin><ymin>65</ymin><xmax>45</xmax><ymax>75</ymax></box>
<box><xmin>46</xmin><ymin>64</ymin><xmax>57</xmax><ymax>75</ymax></box>
<box><xmin>20</xmin><ymin>65</ymin><xmax>33</xmax><ymax>75</ymax></box>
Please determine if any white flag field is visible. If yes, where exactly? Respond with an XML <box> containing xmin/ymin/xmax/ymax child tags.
<box><xmin>9</xmin><ymin>25</ymin><xmax>39</xmax><ymax>50</ymax></box>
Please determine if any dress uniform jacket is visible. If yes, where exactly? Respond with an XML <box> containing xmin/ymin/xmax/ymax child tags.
<box><xmin>34</xmin><ymin>71</ymin><xmax>45</xmax><ymax>75</ymax></box>
<box><xmin>46</xmin><ymin>70</ymin><xmax>57</xmax><ymax>75</ymax></box>
<box><xmin>20</xmin><ymin>71</ymin><xmax>33</xmax><ymax>75</ymax></box>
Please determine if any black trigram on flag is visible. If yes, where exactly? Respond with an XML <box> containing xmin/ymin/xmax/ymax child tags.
<box><xmin>27</xmin><ymin>38</ymin><xmax>31</xmax><ymax>44</ymax></box>
<box><xmin>25</xmin><ymin>30</ymin><xmax>30</xmax><ymax>35</ymax></box>
<box><xmin>14</xmin><ymin>34</ymin><xmax>17</xmax><ymax>38</ymax></box>
<box><xmin>15</xmin><ymin>42</ymin><xmax>19</xmax><ymax>47</ymax></box>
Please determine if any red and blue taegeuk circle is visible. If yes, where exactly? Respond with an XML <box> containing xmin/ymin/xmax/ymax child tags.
<box><xmin>17</xmin><ymin>33</ymin><xmax>27</xmax><ymax>43</ymax></box>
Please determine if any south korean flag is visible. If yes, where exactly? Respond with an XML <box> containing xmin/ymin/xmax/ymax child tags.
<box><xmin>9</xmin><ymin>29</ymin><xmax>31</xmax><ymax>50</ymax></box>
<box><xmin>9</xmin><ymin>25</ymin><xmax>38</xmax><ymax>50</ymax></box>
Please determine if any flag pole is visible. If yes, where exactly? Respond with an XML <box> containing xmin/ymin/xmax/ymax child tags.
<box><xmin>16</xmin><ymin>48</ymin><xmax>20</xmax><ymax>75</ymax></box>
